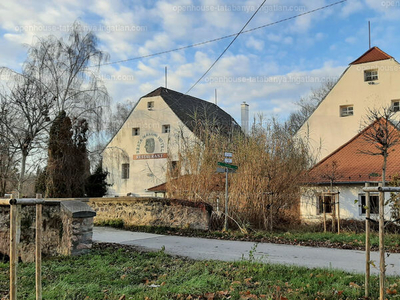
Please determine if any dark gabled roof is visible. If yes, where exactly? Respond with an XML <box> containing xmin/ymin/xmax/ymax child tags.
<box><xmin>143</xmin><ymin>87</ymin><xmax>240</xmax><ymax>135</ymax></box>
<box><xmin>350</xmin><ymin>46</ymin><xmax>393</xmax><ymax>65</ymax></box>
<box><xmin>102</xmin><ymin>87</ymin><xmax>240</xmax><ymax>154</ymax></box>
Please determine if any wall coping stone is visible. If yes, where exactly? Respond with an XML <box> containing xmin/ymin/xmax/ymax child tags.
<box><xmin>61</xmin><ymin>200</ymin><xmax>96</xmax><ymax>218</ymax></box>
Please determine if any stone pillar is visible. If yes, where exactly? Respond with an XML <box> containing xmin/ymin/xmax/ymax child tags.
<box><xmin>60</xmin><ymin>201</ymin><xmax>96</xmax><ymax>256</ymax></box>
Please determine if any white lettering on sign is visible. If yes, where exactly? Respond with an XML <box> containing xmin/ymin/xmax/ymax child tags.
<box><xmin>224</xmin><ymin>152</ymin><xmax>233</xmax><ymax>157</ymax></box>
<box><xmin>133</xmin><ymin>153</ymin><xmax>168</xmax><ymax>160</ymax></box>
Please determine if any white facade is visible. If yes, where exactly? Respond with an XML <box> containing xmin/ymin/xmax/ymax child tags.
<box><xmin>300</xmin><ymin>185</ymin><xmax>392</xmax><ymax>222</ymax></box>
<box><xmin>102</xmin><ymin>93</ymin><xmax>196</xmax><ymax>196</ymax></box>
<box><xmin>102</xmin><ymin>87</ymin><xmax>239</xmax><ymax>197</ymax></box>
<box><xmin>297</xmin><ymin>48</ymin><xmax>400</xmax><ymax>162</ymax></box>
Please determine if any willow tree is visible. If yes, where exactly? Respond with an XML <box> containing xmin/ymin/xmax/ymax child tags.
<box><xmin>0</xmin><ymin>21</ymin><xmax>110</xmax><ymax>194</ymax></box>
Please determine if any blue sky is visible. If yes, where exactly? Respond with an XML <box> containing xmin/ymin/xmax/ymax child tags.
<box><xmin>1</xmin><ymin>0</ymin><xmax>399</xmax><ymax>124</ymax></box>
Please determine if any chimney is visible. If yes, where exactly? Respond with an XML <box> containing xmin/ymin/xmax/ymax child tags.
<box><xmin>241</xmin><ymin>102</ymin><xmax>249</xmax><ymax>134</ymax></box>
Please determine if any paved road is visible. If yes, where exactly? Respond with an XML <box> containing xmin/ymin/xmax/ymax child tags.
<box><xmin>93</xmin><ymin>227</ymin><xmax>400</xmax><ymax>276</ymax></box>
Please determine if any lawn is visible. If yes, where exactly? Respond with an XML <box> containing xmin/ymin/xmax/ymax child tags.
<box><xmin>1</xmin><ymin>243</ymin><xmax>399</xmax><ymax>299</ymax></box>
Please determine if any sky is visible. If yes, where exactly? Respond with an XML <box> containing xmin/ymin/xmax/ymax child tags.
<box><xmin>0</xmin><ymin>0</ymin><xmax>400</xmax><ymax>125</ymax></box>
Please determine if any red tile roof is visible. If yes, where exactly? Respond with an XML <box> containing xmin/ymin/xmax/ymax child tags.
<box><xmin>306</xmin><ymin>119</ymin><xmax>400</xmax><ymax>184</ymax></box>
<box><xmin>350</xmin><ymin>47</ymin><xmax>393</xmax><ymax>65</ymax></box>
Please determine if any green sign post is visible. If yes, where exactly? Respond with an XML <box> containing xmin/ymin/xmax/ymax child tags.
<box><xmin>217</xmin><ymin>152</ymin><xmax>239</xmax><ymax>231</ymax></box>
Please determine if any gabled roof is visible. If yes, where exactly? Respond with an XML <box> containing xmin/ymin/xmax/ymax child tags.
<box><xmin>147</xmin><ymin>174</ymin><xmax>226</xmax><ymax>193</ymax></box>
<box><xmin>350</xmin><ymin>46</ymin><xmax>393</xmax><ymax>65</ymax></box>
<box><xmin>306</xmin><ymin>119</ymin><xmax>400</xmax><ymax>184</ymax></box>
<box><xmin>144</xmin><ymin>87</ymin><xmax>240</xmax><ymax>135</ymax></box>
<box><xmin>102</xmin><ymin>87</ymin><xmax>240</xmax><ymax>153</ymax></box>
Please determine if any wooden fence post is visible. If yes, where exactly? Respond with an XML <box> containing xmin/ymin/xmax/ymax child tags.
<box><xmin>9</xmin><ymin>193</ymin><xmax>17</xmax><ymax>300</ymax></box>
<box><xmin>378</xmin><ymin>182</ymin><xmax>385</xmax><ymax>300</ymax></box>
<box><xmin>323</xmin><ymin>195</ymin><xmax>327</xmax><ymax>232</ymax></box>
<box><xmin>36</xmin><ymin>194</ymin><xmax>43</xmax><ymax>300</ymax></box>
<box><xmin>365</xmin><ymin>183</ymin><xmax>370</xmax><ymax>298</ymax></box>
<box><xmin>337</xmin><ymin>192</ymin><xmax>340</xmax><ymax>234</ymax></box>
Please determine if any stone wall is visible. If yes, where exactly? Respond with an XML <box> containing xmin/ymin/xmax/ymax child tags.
<box><xmin>0</xmin><ymin>200</ymin><xmax>96</xmax><ymax>262</ymax></box>
<box><xmin>88</xmin><ymin>197</ymin><xmax>212</xmax><ymax>230</ymax></box>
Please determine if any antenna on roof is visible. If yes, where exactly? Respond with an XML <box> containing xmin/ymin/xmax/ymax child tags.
<box><xmin>368</xmin><ymin>21</ymin><xmax>371</xmax><ymax>49</ymax></box>
<box><xmin>165</xmin><ymin>66</ymin><xmax>168</xmax><ymax>88</ymax></box>
<box><xmin>215</xmin><ymin>89</ymin><xmax>217</xmax><ymax>105</ymax></box>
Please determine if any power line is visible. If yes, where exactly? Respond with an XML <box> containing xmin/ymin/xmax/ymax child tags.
<box><xmin>94</xmin><ymin>0</ymin><xmax>347</xmax><ymax>68</ymax></box>
<box><xmin>185</xmin><ymin>0</ymin><xmax>267</xmax><ymax>94</ymax></box>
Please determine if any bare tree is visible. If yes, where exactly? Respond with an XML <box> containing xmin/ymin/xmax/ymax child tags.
<box><xmin>0</xmin><ymin>76</ymin><xmax>53</xmax><ymax>194</ymax></box>
<box><xmin>105</xmin><ymin>101</ymin><xmax>135</xmax><ymax>137</ymax></box>
<box><xmin>359</xmin><ymin>106</ymin><xmax>400</xmax><ymax>300</ymax></box>
<box><xmin>0</xmin><ymin>134</ymin><xmax>18</xmax><ymax>196</ymax></box>
<box><xmin>23</xmin><ymin>21</ymin><xmax>110</xmax><ymax>126</ymax></box>
<box><xmin>360</xmin><ymin>107</ymin><xmax>400</xmax><ymax>186</ymax></box>
<box><xmin>0</xmin><ymin>21</ymin><xmax>110</xmax><ymax>194</ymax></box>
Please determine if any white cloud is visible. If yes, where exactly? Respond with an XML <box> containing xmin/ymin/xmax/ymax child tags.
<box><xmin>341</xmin><ymin>1</ymin><xmax>364</xmax><ymax>17</ymax></box>
<box><xmin>245</xmin><ymin>36</ymin><xmax>264</xmax><ymax>51</ymax></box>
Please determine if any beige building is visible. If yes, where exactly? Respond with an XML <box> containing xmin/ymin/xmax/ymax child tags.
<box><xmin>297</xmin><ymin>47</ymin><xmax>400</xmax><ymax>162</ymax></box>
<box><xmin>102</xmin><ymin>87</ymin><xmax>239</xmax><ymax>196</ymax></box>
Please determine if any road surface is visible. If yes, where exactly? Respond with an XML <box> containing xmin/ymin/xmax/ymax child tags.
<box><xmin>93</xmin><ymin>226</ymin><xmax>400</xmax><ymax>276</ymax></box>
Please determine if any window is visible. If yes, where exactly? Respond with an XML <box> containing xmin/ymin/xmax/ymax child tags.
<box><xmin>318</xmin><ymin>194</ymin><xmax>333</xmax><ymax>214</ymax></box>
<box><xmin>359</xmin><ymin>194</ymin><xmax>379</xmax><ymax>215</ymax></box>
<box><xmin>364</xmin><ymin>69</ymin><xmax>378</xmax><ymax>82</ymax></box>
<box><xmin>132</xmin><ymin>127</ymin><xmax>140</xmax><ymax>136</ymax></box>
<box><xmin>340</xmin><ymin>105</ymin><xmax>354</xmax><ymax>117</ymax></box>
<box><xmin>147</xmin><ymin>101</ymin><xmax>154</xmax><ymax>110</ymax></box>
<box><xmin>121</xmin><ymin>163</ymin><xmax>129</xmax><ymax>179</ymax></box>
<box><xmin>162</xmin><ymin>124</ymin><xmax>170</xmax><ymax>133</ymax></box>
<box><xmin>392</xmin><ymin>100</ymin><xmax>400</xmax><ymax>112</ymax></box>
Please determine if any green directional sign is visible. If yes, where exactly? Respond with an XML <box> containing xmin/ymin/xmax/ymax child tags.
<box><xmin>217</xmin><ymin>162</ymin><xmax>238</xmax><ymax>170</ymax></box>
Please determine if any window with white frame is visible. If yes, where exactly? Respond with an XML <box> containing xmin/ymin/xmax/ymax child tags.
<box><xmin>340</xmin><ymin>105</ymin><xmax>354</xmax><ymax>117</ymax></box>
<box><xmin>162</xmin><ymin>124</ymin><xmax>170</xmax><ymax>133</ymax></box>
<box><xmin>364</xmin><ymin>69</ymin><xmax>378</xmax><ymax>82</ymax></box>
<box><xmin>359</xmin><ymin>193</ymin><xmax>379</xmax><ymax>215</ymax></box>
<box><xmin>121</xmin><ymin>163</ymin><xmax>130</xmax><ymax>179</ymax></box>
<box><xmin>132</xmin><ymin>127</ymin><xmax>140</xmax><ymax>136</ymax></box>
<box><xmin>392</xmin><ymin>100</ymin><xmax>400</xmax><ymax>112</ymax></box>
<box><xmin>147</xmin><ymin>101</ymin><xmax>154</xmax><ymax>110</ymax></box>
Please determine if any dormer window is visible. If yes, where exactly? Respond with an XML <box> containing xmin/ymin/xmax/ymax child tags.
<box><xmin>392</xmin><ymin>100</ymin><xmax>400</xmax><ymax>112</ymax></box>
<box><xmin>364</xmin><ymin>69</ymin><xmax>378</xmax><ymax>82</ymax></box>
<box><xmin>147</xmin><ymin>101</ymin><xmax>154</xmax><ymax>110</ymax></box>
<box><xmin>340</xmin><ymin>105</ymin><xmax>353</xmax><ymax>117</ymax></box>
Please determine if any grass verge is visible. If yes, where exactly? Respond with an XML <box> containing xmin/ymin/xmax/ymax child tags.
<box><xmin>1</xmin><ymin>243</ymin><xmax>399</xmax><ymax>299</ymax></box>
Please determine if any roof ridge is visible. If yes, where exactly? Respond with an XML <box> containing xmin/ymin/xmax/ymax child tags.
<box><xmin>350</xmin><ymin>46</ymin><xmax>393</xmax><ymax>65</ymax></box>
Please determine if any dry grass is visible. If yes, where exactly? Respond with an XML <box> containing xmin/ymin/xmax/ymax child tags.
<box><xmin>166</xmin><ymin>116</ymin><xmax>311</xmax><ymax>231</ymax></box>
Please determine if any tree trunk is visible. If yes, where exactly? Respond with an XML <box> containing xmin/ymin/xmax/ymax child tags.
<box><xmin>17</xmin><ymin>151</ymin><xmax>27</xmax><ymax>197</ymax></box>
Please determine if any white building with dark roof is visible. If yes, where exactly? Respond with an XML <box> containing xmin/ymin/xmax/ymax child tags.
<box><xmin>102</xmin><ymin>87</ymin><xmax>240</xmax><ymax>196</ymax></box>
